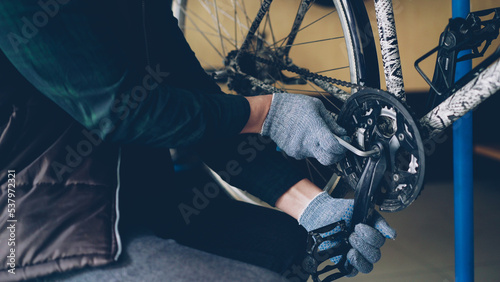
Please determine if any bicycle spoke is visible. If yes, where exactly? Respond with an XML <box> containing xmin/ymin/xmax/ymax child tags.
<box><xmin>181</xmin><ymin>0</ymin><xmax>269</xmax><ymax>58</ymax></box>
<box><xmin>283</xmin><ymin>36</ymin><xmax>344</xmax><ymax>48</ymax></box>
<box><xmin>298</xmin><ymin>9</ymin><xmax>338</xmax><ymax>34</ymax></box>
<box><xmin>232</xmin><ymin>0</ymin><xmax>238</xmax><ymax>49</ymax></box>
<box><xmin>306</xmin><ymin>159</ymin><xmax>315</xmax><ymax>184</ymax></box>
<box><xmin>305</xmin><ymin>80</ymin><xmax>341</xmax><ymax>111</ymax></box>
<box><xmin>272</xmin><ymin>75</ymin><xmax>288</xmax><ymax>90</ymax></box>
<box><xmin>274</xmin><ymin>9</ymin><xmax>339</xmax><ymax>47</ymax></box>
<box><xmin>254</xmin><ymin>0</ymin><xmax>265</xmax><ymax>52</ymax></box>
<box><xmin>197</xmin><ymin>0</ymin><xmax>232</xmax><ymax>51</ymax></box>
<box><xmin>235</xmin><ymin>1</ymin><xmax>249</xmax><ymax>45</ymax></box>
<box><xmin>181</xmin><ymin>27</ymin><xmax>237</xmax><ymax>48</ymax></box>
<box><xmin>185</xmin><ymin>19</ymin><xmax>225</xmax><ymax>59</ymax></box>
<box><xmin>305</xmin><ymin>158</ymin><xmax>329</xmax><ymax>183</ymax></box>
<box><xmin>179</xmin><ymin>5</ymin><xmax>234</xmax><ymax>57</ymax></box>
<box><xmin>316</xmin><ymin>66</ymin><xmax>350</xmax><ymax>74</ymax></box>
<box><xmin>212</xmin><ymin>0</ymin><xmax>227</xmax><ymax>55</ymax></box>
<box><xmin>196</xmin><ymin>57</ymin><xmax>220</xmax><ymax>72</ymax></box>
<box><xmin>214</xmin><ymin>1</ymin><xmax>272</xmax><ymax>49</ymax></box>
<box><xmin>238</xmin><ymin>0</ymin><xmax>252</xmax><ymax>28</ymax></box>
<box><xmin>266</xmin><ymin>8</ymin><xmax>278</xmax><ymax>48</ymax></box>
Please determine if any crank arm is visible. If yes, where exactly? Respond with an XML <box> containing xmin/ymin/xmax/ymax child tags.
<box><xmin>302</xmin><ymin>143</ymin><xmax>388</xmax><ymax>282</ymax></box>
<box><xmin>351</xmin><ymin>143</ymin><xmax>387</xmax><ymax>228</ymax></box>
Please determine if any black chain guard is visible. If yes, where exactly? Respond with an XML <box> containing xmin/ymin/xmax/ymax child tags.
<box><xmin>337</xmin><ymin>89</ymin><xmax>425</xmax><ymax>212</ymax></box>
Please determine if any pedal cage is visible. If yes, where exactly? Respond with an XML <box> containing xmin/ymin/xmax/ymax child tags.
<box><xmin>302</xmin><ymin>220</ymin><xmax>353</xmax><ymax>282</ymax></box>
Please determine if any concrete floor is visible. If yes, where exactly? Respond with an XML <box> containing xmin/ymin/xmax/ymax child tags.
<box><xmin>347</xmin><ymin>178</ymin><xmax>500</xmax><ymax>282</ymax></box>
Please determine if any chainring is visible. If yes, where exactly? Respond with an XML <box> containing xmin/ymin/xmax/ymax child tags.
<box><xmin>337</xmin><ymin>89</ymin><xmax>425</xmax><ymax>212</ymax></box>
<box><xmin>225</xmin><ymin>51</ymin><xmax>425</xmax><ymax>212</ymax></box>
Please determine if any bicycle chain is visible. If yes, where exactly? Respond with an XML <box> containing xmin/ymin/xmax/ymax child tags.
<box><xmin>250</xmin><ymin>53</ymin><xmax>418</xmax><ymax>119</ymax></box>
<box><xmin>250</xmin><ymin>53</ymin><xmax>375</xmax><ymax>93</ymax></box>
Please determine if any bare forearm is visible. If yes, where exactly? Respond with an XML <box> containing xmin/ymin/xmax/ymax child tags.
<box><xmin>275</xmin><ymin>178</ymin><xmax>323</xmax><ymax>220</ymax></box>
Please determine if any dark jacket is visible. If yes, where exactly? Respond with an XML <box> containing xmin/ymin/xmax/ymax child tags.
<box><xmin>0</xmin><ymin>0</ymin><xmax>250</xmax><ymax>280</ymax></box>
<box><xmin>0</xmin><ymin>50</ymin><xmax>123</xmax><ymax>281</ymax></box>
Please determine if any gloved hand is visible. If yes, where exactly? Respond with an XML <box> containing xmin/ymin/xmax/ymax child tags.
<box><xmin>261</xmin><ymin>92</ymin><xmax>347</xmax><ymax>166</ymax></box>
<box><xmin>299</xmin><ymin>192</ymin><xmax>396</xmax><ymax>277</ymax></box>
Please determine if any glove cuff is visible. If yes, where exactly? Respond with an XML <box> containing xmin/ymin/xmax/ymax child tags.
<box><xmin>260</xmin><ymin>93</ymin><xmax>278</xmax><ymax>136</ymax></box>
<box><xmin>298</xmin><ymin>191</ymin><xmax>336</xmax><ymax>232</ymax></box>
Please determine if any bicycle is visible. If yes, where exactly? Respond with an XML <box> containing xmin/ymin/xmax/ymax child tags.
<box><xmin>171</xmin><ymin>0</ymin><xmax>500</xmax><ymax>280</ymax></box>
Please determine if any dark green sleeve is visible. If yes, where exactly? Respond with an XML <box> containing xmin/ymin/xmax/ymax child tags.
<box><xmin>107</xmin><ymin>83</ymin><xmax>251</xmax><ymax>148</ymax></box>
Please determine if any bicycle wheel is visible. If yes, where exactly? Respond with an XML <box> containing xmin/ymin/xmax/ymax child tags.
<box><xmin>172</xmin><ymin>0</ymin><xmax>379</xmax><ymax>193</ymax></box>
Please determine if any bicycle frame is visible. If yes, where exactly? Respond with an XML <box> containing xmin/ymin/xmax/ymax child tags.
<box><xmin>420</xmin><ymin>51</ymin><xmax>500</xmax><ymax>140</ymax></box>
<box><xmin>373</xmin><ymin>0</ymin><xmax>406</xmax><ymax>99</ymax></box>
<box><xmin>372</xmin><ymin>0</ymin><xmax>499</xmax><ymax>141</ymax></box>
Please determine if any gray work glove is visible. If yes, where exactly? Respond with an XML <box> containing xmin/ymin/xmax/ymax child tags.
<box><xmin>261</xmin><ymin>92</ymin><xmax>347</xmax><ymax>166</ymax></box>
<box><xmin>299</xmin><ymin>192</ymin><xmax>396</xmax><ymax>277</ymax></box>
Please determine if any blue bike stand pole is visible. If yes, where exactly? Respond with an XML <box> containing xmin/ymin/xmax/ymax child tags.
<box><xmin>452</xmin><ymin>0</ymin><xmax>474</xmax><ymax>281</ymax></box>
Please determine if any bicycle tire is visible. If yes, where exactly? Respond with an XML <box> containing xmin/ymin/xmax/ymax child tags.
<box><xmin>172</xmin><ymin>0</ymin><xmax>379</xmax><ymax>198</ymax></box>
